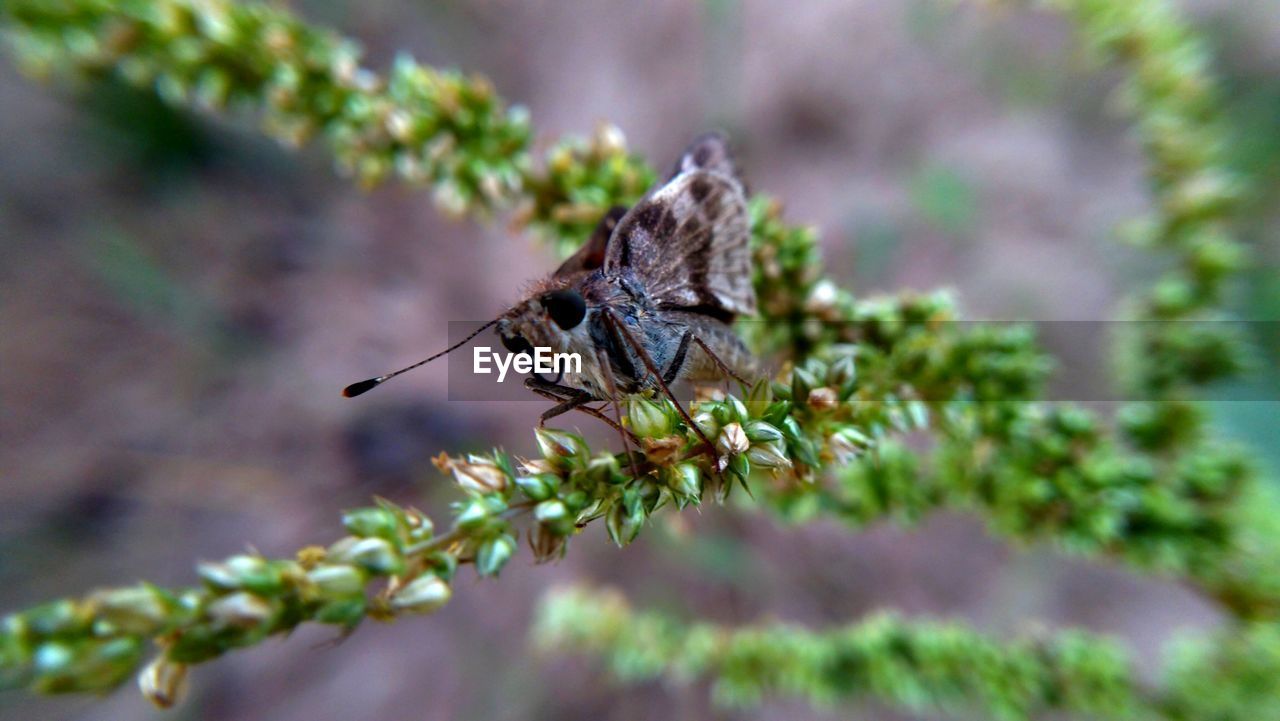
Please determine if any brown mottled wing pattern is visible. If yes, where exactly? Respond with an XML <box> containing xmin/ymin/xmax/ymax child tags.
<box><xmin>665</xmin><ymin>132</ymin><xmax>738</xmax><ymax>181</ymax></box>
<box><xmin>605</xmin><ymin>162</ymin><xmax>755</xmax><ymax>318</ymax></box>
<box><xmin>553</xmin><ymin>205</ymin><xmax>628</xmax><ymax>279</ymax></box>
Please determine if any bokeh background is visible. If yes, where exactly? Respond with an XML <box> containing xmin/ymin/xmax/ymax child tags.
<box><xmin>2</xmin><ymin>1</ymin><xmax>1279</xmax><ymax>719</ymax></box>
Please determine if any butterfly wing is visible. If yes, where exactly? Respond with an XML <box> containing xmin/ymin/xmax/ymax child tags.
<box><xmin>553</xmin><ymin>132</ymin><xmax>735</xmax><ymax>282</ymax></box>
<box><xmin>664</xmin><ymin>131</ymin><xmax>739</xmax><ymax>182</ymax></box>
<box><xmin>552</xmin><ymin>205</ymin><xmax>629</xmax><ymax>279</ymax></box>
<box><xmin>604</xmin><ymin>138</ymin><xmax>755</xmax><ymax>319</ymax></box>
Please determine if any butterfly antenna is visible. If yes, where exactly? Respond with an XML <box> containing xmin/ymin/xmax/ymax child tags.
<box><xmin>342</xmin><ymin>319</ymin><xmax>499</xmax><ymax>398</ymax></box>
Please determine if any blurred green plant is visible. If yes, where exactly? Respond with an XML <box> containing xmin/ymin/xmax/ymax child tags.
<box><xmin>537</xmin><ymin>586</ymin><xmax>1142</xmax><ymax>720</ymax></box>
<box><xmin>536</xmin><ymin>585</ymin><xmax>1280</xmax><ymax>721</ymax></box>
<box><xmin>1</xmin><ymin>0</ymin><xmax>1277</xmax><ymax>717</ymax></box>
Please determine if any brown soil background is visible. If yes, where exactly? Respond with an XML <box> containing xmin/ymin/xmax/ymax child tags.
<box><xmin>2</xmin><ymin>1</ymin><xmax>1278</xmax><ymax>719</ymax></box>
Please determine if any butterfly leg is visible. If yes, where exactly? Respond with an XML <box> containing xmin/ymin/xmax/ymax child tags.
<box><xmin>662</xmin><ymin>330</ymin><xmax>693</xmax><ymax>385</ymax></box>
<box><xmin>661</xmin><ymin>330</ymin><xmax>732</xmax><ymax>403</ymax></box>
<box><xmin>524</xmin><ymin>376</ymin><xmax>637</xmax><ymax>442</ymax></box>
<box><xmin>691</xmin><ymin>336</ymin><xmax>751</xmax><ymax>387</ymax></box>
<box><xmin>661</xmin><ymin>330</ymin><xmax>751</xmax><ymax>388</ymax></box>
<box><xmin>600</xmin><ymin>310</ymin><xmax>722</xmax><ymax>473</ymax></box>
<box><xmin>593</xmin><ymin>346</ymin><xmax>645</xmax><ymax>480</ymax></box>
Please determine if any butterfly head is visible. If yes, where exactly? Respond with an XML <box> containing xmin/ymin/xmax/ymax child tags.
<box><xmin>496</xmin><ymin>284</ymin><xmax>592</xmax><ymax>359</ymax></box>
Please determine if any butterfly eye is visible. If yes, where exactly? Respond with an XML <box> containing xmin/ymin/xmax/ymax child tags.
<box><xmin>502</xmin><ymin>334</ymin><xmax>533</xmax><ymax>354</ymax></box>
<box><xmin>541</xmin><ymin>289</ymin><xmax>586</xmax><ymax>330</ymax></box>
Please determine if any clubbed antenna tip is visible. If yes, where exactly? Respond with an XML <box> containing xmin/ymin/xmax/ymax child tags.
<box><xmin>342</xmin><ymin>378</ymin><xmax>381</xmax><ymax>398</ymax></box>
<box><xmin>341</xmin><ymin>318</ymin><xmax>501</xmax><ymax>399</ymax></box>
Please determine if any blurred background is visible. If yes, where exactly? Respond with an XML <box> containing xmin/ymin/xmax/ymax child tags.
<box><xmin>2</xmin><ymin>1</ymin><xmax>1279</xmax><ymax>719</ymax></box>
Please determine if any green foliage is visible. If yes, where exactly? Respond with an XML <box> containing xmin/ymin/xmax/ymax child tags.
<box><xmin>1053</xmin><ymin>0</ymin><xmax>1253</xmax><ymax>397</ymax></box>
<box><xmin>0</xmin><ymin>499</ymin><xmax>455</xmax><ymax>702</ymax></box>
<box><xmin>536</xmin><ymin>586</ymin><xmax>1280</xmax><ymax>721</ymax></box>
<box><xmin>1162</xmin><ymin>621</ymin><xmax>1280</xmax><ymax>721</ymax></box>
<box><xmin>535</xmin><ymin>587</ymin><xmax>1144</xmax><ymax>721</ymax></box>
<box><xmin>4</xmin><ymin>0</ymin><xmax>531</xmax><ymax>207</ymax></box>
<box><xmin>516</xmin><ymin>123</ymin><xmax>657</xmax><ymax>255</ymax></box>
<box><xmin>1</xmin><ymin>0</ymin><xmax>1277</xmax><ymax>717</ymax></box>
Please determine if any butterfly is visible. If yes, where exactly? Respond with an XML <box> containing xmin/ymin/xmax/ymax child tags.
<box><xmin>345</xmin><ymin>132</ymin><xmax>757</xmax><ymax>461</ymax></box>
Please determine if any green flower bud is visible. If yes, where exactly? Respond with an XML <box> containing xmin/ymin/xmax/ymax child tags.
<box><xmin>138</xmin><ymin>655</ymin><xmax>189</xmax><ymax>709</ymax></box>
<box><xmin>201</xmin><ymin>555</ymin><xmax>284</xmax><ymax>596</ymax></box>
<box><xmin>628</xmin><ymin>396</ymin><xmax>673</xmax><ymax>438</ymax></box>
<box><xmin>342</xmin><ymin>507</ymin><xmax>400</xmax><ymax>540</ymax></box>
<box><xmin>389</xmin><ymin>574</ymin><xmax>452</xmax><ymax>614</ymax></box>
<box><xmin>703</xmin><ymin>400</ymin><xmax>731</xmax><ymax>426</ymax></box>
<box><xmin>586</xmin><ymin>454</ymin><xmax>624</xmax><ymax>485</ymax></box>
<box><xmin>724</xmin><ymin>452</ymin><xmax>751</xmax><ymax>480</ymax></box>
<box><xmin>692</xmin><ymin>411</ymin><xmax>721</xmax><ymax>440</ymax></box>
<box><xmin>87</xmin><ymin>586</ymin><xmax>171</xmax><ymax>635</ymax></box>
<box><xmin>574</xmin><ymin>497</ymin><xmax>605</xmax><ymax>522</ymax></box>
<box><xmin>784</xmin><ymin>420</ymin><xmax>822</xmax><ymax>468</ymax></box>
<box><xmin>22</xmin><ymin>599</ymin><xmax>90</xmax><ymax>637</ymax></box>
<box><xmin>341</xmin><ymin>538</ymin><xmax>405</xmax><ymax>576</ymax></box>
<box><xmin>534</xmin><ymin>498</ymin><xmax>568</xmax><ymax>522</ymax></box>
<box><xmin>515</xmin><ymin>473</ymin><xmax>556</xmax><ymax>501</ymax></box>
<box><xmin>667</xmin><ymin>463</ymin><xmax>702</xmax><ymax>503</ymax></box>
<box><xmin>315</xmin><ymin>598</ymin><xmax>366</xmax><ymax>627</ymax></box>
<box><xmin>165</xmin><ymin>625</ymin><xmax>221</xmax><ymax>665</ymax></box>
<box><xmin>325</xmin><ymin>536</ymin><xmax>360</xmax><ymax>561</ymax></box>
<box><xmin>1166</xmin><ymin>170</ymin><xmax>1237</xmax><ymax>220</ymax></box>
<box><xmin>747</xmin><ymin>441</ymin><xmax>792</xmax><ymax>470</ymax></box>
<box><xmin>402</xmin><ymin>510</ymin><xmax>434</xmax><ymax>543</ymax></box>
<box><xmin>561</xmin><ymin>490</ymin><xmax>589</xmax><ymax>513</ymax></box>
<box><xmin>791</xmin><ymin>365</ymin><xmax>819</xmax><ymax>401</ymax></box>
<box><xmin>745</xmin><ymin>377</ymin><xmax>773</xmax><ymax>406</ymax></box>
<box><xmin>1189</xmin><ymin>234</ymin><xmax>1245</xmax><ymax>280</ymax></box>
<box><xmin>476</xmin><ymin>535</ymin><xmax>517</xmax><ymax>577</ymax></box>
<box><xmin>454</xmin><ymin>499</ymin><xmax>492</xmax><ymax>531</ymax></box>
<box><xmin>606</xmin><ymin>502</ymin><xmax>644</xmax><ymax>547</ymax></box>
<box><xmin>450</xmin><ymin>458</ymin><xmax>509</xmax><ymax>494</ymax></box>
<box><xmin>636</xmin><ymin>480</ymin><xmax>663</xmax><ymax>514</ymax></box>
<box><xmin>518</xmin><ymin>457</ymin><xmax>556</xmax><ymax>475</ymax></box>
<box><xmin>230</xmin><ymin>554</ymin><xmax>279</xmax><ymax>585</ymax></box>
<box><xmin>534</xmin><ymin>428</ymin><xmax>585</xmax><ymax>464</ymax></box>
<box><xmin>744</xmin><ymin>420</ymin><xmax>785</xmax><ymax>444</ymax></box>
<box><xmin>826</xmin><ymin>354</ymin><xmax>858</xmax><ymax>396</ymax></box>
<box><xmin>31</xmin><ymin>641</ymin><xmax>75</xmax><ymax>677</ymax></box>
<box><xmin>83</xmin><ymin>637</ymin><xmax>144</xmax><ymax>692</ymax></box>
<box><xmin>306</xmin><ymin>564</ymin><xmax>367</xmax><ymax>597</ymax></box>
<box><xmin>206</xmin><ymin>592</ymin><xmax>275</xmax><ymax>629</ymax></box>
<box><xmin>428</xmin><ymin>551</ymin><xmax>459</xmax><ymax>581</ymax></box>
<box><xmin>829</xmin><ymin>427</ymin><xmax>873</xmax><ymax>464</ymax></box>
<box><xmin>195</xmin><ymin>561</ymin><xmax>240</xmax><ymax>591</ymax></box>
<box><xmin>761</xmin><ymin>399</ymin><xmax>792</xmax><ymax>426</ymax></box>
<box><xmin>534</xmin><ymin>499</ymin><xmax>574</xmax><ymax>535</ymax></box>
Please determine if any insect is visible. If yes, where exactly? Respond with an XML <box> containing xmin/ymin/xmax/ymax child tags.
<box><xmin>344</xmin><ymin>133</ymin><xmax>757</xmax><ymax>463</ymax></box>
